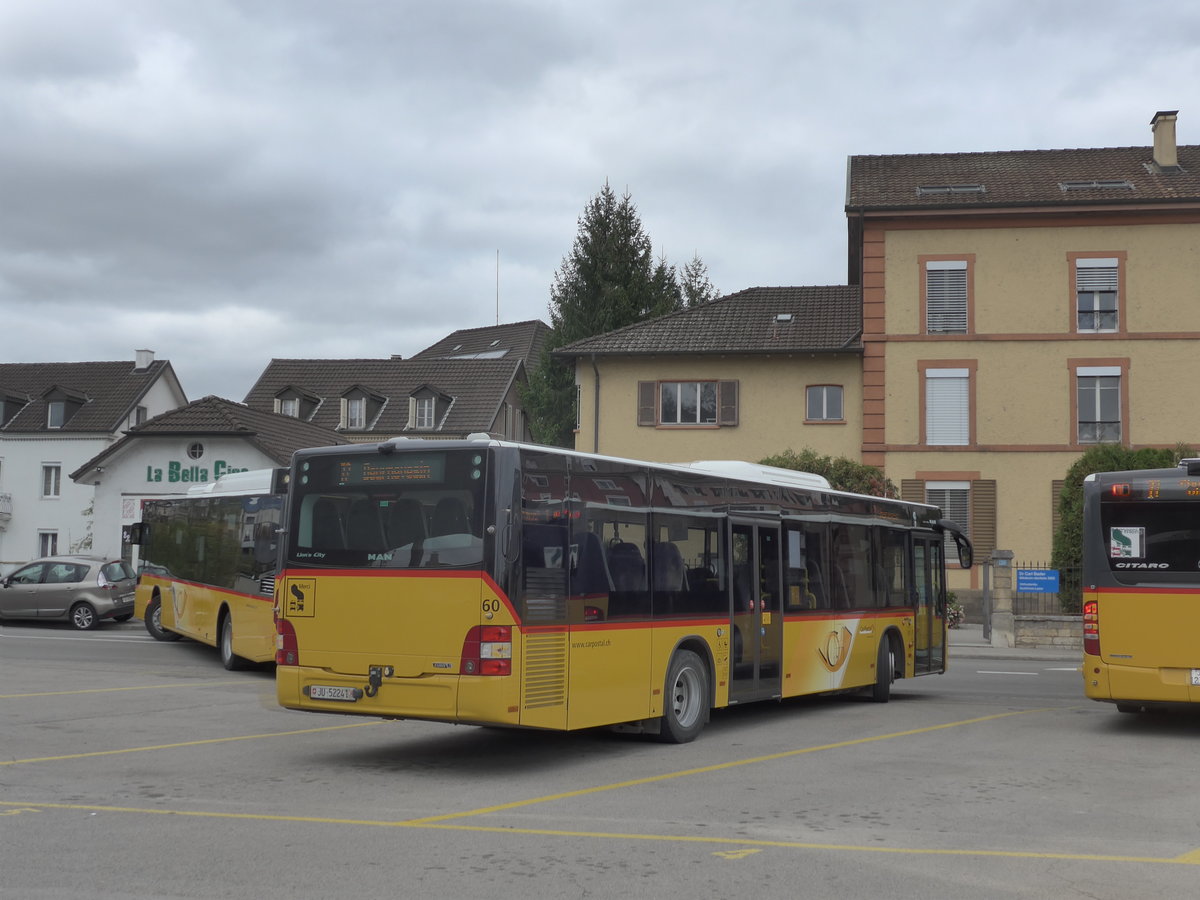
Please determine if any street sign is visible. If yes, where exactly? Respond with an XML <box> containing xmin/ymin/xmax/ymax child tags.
<box><xmin>1016</xmin><ymin>569</ymin><xmax>1060</xmax><ymax>593</ymax></box>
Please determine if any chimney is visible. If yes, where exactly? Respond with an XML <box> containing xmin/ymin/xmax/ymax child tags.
<box><xmin>1151</xmin><ymin>110</ymin><xmax>1179</xmax><ymax>169</ymax></box>
<box><xmin>135</xmin><ymin>349</ymin><xmax>155</xmax><ymax>371</ymax></box>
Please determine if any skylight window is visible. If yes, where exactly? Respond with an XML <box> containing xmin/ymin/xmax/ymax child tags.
<box><xmin>916</xmin><ymin>184</ymin><xmax>986</xmax><ymax>195</ymax></box>
<box><xmin>1059</xmin><ymin>180</ymin><xmax>1134</xmax><ymax>191</ymax></box>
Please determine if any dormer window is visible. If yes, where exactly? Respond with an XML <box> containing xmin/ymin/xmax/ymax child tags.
<box><xmin>47</xmin><ymin>400</ymin><xmax>66</xmax><ymax>429</ymax></box>
<box><xmin>407</xmin><ymin>385</ymin><xmax>450</xmax><ymax>431</ymax></box>
<box><xmin>0</xmin><ymin>393</ymin><xmax>29</xmax><ymax>427</ymax></box>
<box><xmin>415</xmin><ymin>397</ymin><xmax>435</xmax><ymax>429</ymax></box>
<box><xmin>274</xmin><ymin>387</ymin><xmax>321</xmax><ymax>421</ymax></box>
<box><xmin>280</xmin><ymin>398</ymin><xmax>299</xmax><ymax>418</ymax></box>
<box><xmin>339</xmin><ymin>387</ymin><xmax>384</xmax><ymax>431</ymax></box>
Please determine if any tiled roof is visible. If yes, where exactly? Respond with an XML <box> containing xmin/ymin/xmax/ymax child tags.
<box><xmin>69</xmin><ymin>396</ymin><xmax>347</xmax><ymax>480</ymax></box>
<box><xmin>847</xmin><ymin>144</ymin><xmax>1200</xmax><ymax>211</ymax></box>
<box><xmin>411</xmin><ymin>319</ymin><xmax>550</xmax><ymax>365</ymax></box>
<box><xmin>242</xmin><ymin>357</ymin><xmax>523</xmax><ymax>435</ymax></box>
<box><xmin>0</xmin><ymin>359</ymin><xmax>176</xmax><ymax>433</ymax></box>
<box><xmin>554</xmin><ymin>286</ymin><xmax>863</xmax><ymax>357</ymax></box>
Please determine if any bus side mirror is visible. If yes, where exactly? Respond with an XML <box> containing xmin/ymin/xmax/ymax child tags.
<box><xmin>955</xmin><ymin>535</ymin><xmax>973</xmax><ymax>569</ymax></box>
<box><xmin>128</xmin><ymin>523</ymin><xmax>145</xmax><ymax>546</ymax></box>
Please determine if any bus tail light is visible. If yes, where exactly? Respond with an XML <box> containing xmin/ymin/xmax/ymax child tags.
<box><xmin>276</xmin><ymin>612</ymin><xmax>300</xmax><ymax>666</ymax></box>
<box><xmin>461</xmin><ymin>625</ymin><xmax>512</xmax><ymax>676</ymax></box>
<box><xmin>1082</xmin><ymin>598</ymin><xmax>1100</xmax><ymax>657</ymax></box>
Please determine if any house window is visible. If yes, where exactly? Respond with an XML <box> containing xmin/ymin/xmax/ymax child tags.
<box><xmin>280</xmin><ymin>398</ymin><xmax>299</xmax><ymax>418</ymax></box>
<box><xmin>47</xmin><ymin>401</ymin><xmax>66</xmax><ymax>429</ymax></box>
<box><xmin>39</xmin><ymin>531</ymin><xmax>58</xmax><ymax>556</ymax></box>
<box><xmin>660</xmin><ymin>382</ymin><xmax>717</xmax><ymax>425</ymax></box>
<box><xmin>414</xmin><ymin>397</ymin><xmax>434</xmax><ymax>429</ymax></box>
<box><xmin>1075</xmin><ymin>257</ymin><xmax>1119</xmax><ymax>332</ymax></box>
<box><xmin>923</xmin><ymin>258</ymin><xmax>971</xmax><ymax>335</ymax></box>
<box><xmin>925</xmin><ymin>482</ymin><xmax>971</xmax><ymax>559</ymax></box>
<box><xmin>135</xmin><ymin>405</ymin><xmax>148</xmax><ymax>425</ymax></box>
<box><xmin>347</xmin><ymin>397</ymin><xmax>366</xmax><ymax>429</ymax></box>
<box><xmin>806</xmin><ymin>385</ymin><xmax>844</xmax><ymax>421</ymax></box>
<box><xmin>42</xmin><ymin>464</ymin><xmax>61</xmax><ymax>498</ymax></box>
<box><xmin>923</xmin><ymin>367</ymin><xmax>971</xmax><ymax>446</ymax></box>
<box><xmin>1076</xmin><ymin>367</ymin><xmax>1121</xmax><ymax>443</ymax></box>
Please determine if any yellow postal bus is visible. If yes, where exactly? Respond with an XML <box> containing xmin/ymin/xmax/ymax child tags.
<box><xmin>275</xmin><ymin>438</ymin><xmax>971</xmax><ymax>742</ymax></box>
<box><xmin>133</xmin><ymin>469</ymin><xmax>285</xmax><ymax>670</ymax></box>
<box><xmin>1082</xmin><ymin>459</ymin><xmax>1200</xmax><ymax>712</ymax></box>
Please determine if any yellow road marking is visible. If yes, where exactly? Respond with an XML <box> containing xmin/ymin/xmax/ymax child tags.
<box><xmin>407</xmin><ymin>708</ymin><xmax>1059</xmax><ymax>824</ymax></box>
<box><xmin>0</xmin><ymin>799</ymin><xmax>1194</xmax><ymax>866</ymax></box>
<box><xmin>0</xmin><ymin>681</ymin><xmax>244</xmax><ymax>699</ymax></box>
<box><xmin>0</xmin><ymin>721</ymin><xmax>378</xmax><ymax>766</ymax></box>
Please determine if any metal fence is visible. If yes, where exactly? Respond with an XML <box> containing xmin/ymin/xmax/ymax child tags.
<box><xmin>1013</xmin><ymin>561</ymin><xmax>1081</xmax><ymax>616</ymax></box>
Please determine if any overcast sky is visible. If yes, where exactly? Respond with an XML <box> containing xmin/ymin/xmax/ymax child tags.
<box><xmin>2</xmin><ymin>0</ymin><xmax>1195</xmax><ymax>401</ymax></box>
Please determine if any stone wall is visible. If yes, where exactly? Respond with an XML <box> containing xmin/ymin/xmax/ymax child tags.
<box><xmin>1014</xmin><ymin>615</ymin><xmax>1082</xmax><ymax>652</ymax></box>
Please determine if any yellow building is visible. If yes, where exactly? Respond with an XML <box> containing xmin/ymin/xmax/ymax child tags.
<box><xmin>559</xmin><ymin>111</ymin><xmax>1200</xmax><ymax>592</ymax></box>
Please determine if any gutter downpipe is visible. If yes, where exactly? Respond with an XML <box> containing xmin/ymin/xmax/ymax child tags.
<box><xmin>591</xmin><ymin>354</ymin><xmax>601</xmax><ymax>454</ymax></box>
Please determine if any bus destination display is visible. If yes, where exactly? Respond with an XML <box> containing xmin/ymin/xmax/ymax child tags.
<box><xmin>335</xmin><ymin>455</ymin><xmax>446</xmax><ymax>486</ymax></box>
<box><xmin>1105</xmin><ymin>477</ymin><xmax>1200</xmax><ymax>502</ymax></box>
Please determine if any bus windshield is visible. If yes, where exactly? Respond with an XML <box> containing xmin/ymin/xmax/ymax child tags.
<box><xmin>288</xmin><ymin>448</ymin><xmax>487</xmax><ymax>569</ymax></box>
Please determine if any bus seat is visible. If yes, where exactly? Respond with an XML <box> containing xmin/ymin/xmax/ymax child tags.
<box><xmin>431</xmin><ymin>497</ymin><xmax>470</xmax><ymax>536</ymax></box>
<box><xmin>652</xmin><ymin>541</ymin><xmax>686</xmax><ymax>591</ymax></box>
<box><xmin>347</xmin><ymin>499</ymin><xmax>387</xmax><ymax>551</ymax></box>
<box><xmin>311</xmin><ymin>498</ymin><xmax>346</xmax><ymax>549</ymax></box>
<box><xmin>385</xmin><ymin>499</ymin><xmax>426</xmax><ymax>548</ymax></box>
<box><xmin>607</xmin><ymin>541</ymin><xmax>646</xmax><ymax>591</ymax></box>
<box><xmin>572</xmin><ymin>531</ymin><xmax>613</xmax><ymax>595</ymax></box>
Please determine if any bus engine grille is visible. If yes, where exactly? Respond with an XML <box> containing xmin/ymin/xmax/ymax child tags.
<box><xmin>521</xmin><ymin>632</ymin><xmax>567</xmax><ymax>709</ymax></box>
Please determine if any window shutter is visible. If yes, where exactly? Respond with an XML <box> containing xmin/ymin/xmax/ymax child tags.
<box><xmin>1075</xmin><ymin>260</ymin><xmax>1118</xmax><ymax>292</ymax></box>
<box><xmin>926</xmin><ymin>261</ymin><xmax>968</xmax><ymax>333</ymax></box>
<box><xmin>718</xmin><ymin>381</ymin><xmax>739</xmax><ymax>426</ymax></box>
<box><xmin>1050</xmin><ymin>479</ymin><xmax>1065</xmax><ymax>538</ymax></box>
<box><xmin>925</xmin><ymin>370</ymin><xmax>969</xmax><ymax>445</ymax></box>
<box><xmin>637</xmin><ymin>382</ymin><xmax>656</xmax><ymax>426</ymax></box>
<box><xmin>970</xmin><ymin>479</ymin><xmax>997</xmax><ymax>557</ymax></box>
<box><xmin>901</xmin><ymin>479</ymin><xmax>925</xmax><ymax>504</ymax></box>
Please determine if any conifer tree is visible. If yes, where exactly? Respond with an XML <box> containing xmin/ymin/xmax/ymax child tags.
<box><xmin>523</xmin><ymin>183</ymin><xmax>689</xmax><ymax>446</ymax></box>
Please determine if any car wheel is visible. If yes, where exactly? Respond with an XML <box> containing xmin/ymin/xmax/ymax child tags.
<box><xmin>219</xmin><ymin>616</ymin><xmax>246</xmax><ymax>671</ymax></box>
<box><xmin>144</xmin><ymin>597</ymin><xmax>182</xmax><ymax>642</ymax></box>
<box><xmin>658</xmin><ymin>649</ymin><xmax>708</xmax><ymax>743</ymax></box>
<box><xmin>70</xmin><ymin>602</ymin><xmax>100</xmax><ymax>631</ymax></box>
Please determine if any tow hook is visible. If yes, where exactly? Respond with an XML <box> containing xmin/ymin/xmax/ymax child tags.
<box><xmin>364</xmin><ymin>665</ymin><xmax>394</xmax><ymax>698</ymax></box>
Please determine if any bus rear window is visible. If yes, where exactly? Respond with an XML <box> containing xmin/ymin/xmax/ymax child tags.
<box><xmin>289</xmin><ymin>450</ymin><xmax>486</xmax><ymax>569</ymax></box>
<box><xmin>1100</xmin><ymin>500</ymin><xmax>1200</xmax><ymax>579</ymax></box>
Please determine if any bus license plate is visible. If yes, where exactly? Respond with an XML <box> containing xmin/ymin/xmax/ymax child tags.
<box><xmin>1192</xmin><ymin>670</ymin><xmax>1200</xmax><ymax>687</ymax></box>
<box><xmin>307</xmin><ymin>684</ymin><xmax>360</xmax><ymax>702</ymax></box>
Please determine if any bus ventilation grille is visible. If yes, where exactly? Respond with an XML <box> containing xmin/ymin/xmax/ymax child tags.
<box><xmin>521</xmin><ymin>632</ymin><xmax>567</xmax><ymax>709</ymax></box>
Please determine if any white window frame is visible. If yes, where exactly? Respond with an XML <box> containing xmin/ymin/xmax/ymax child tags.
<box><xmin>42</xmin><ymin>464</ymin><xmax>62</xmax><ymax>499</ymax></box>
<box><xmin>47</xmin><ymin>400</ymin><xmax>66</xmax><ymax>429</ymax></box>
<box><xmin>280</xmin><ymin>398</ymin><xmax>299</xmax><ymax>418</ymax></box>
<box><xmin>346</xmin><ymin>397</ymin><xmax>366</xmax><ymax>430</ymax></box>
<box><xmin>415</xmin><ymin>397</ymin><xmax>435</xmax><ymax>429</ymax></box>
<box><xmin>39</xmin><ymin>531</ymin><xmax>58</xmax><ymax>556</ymax></box>
<box><xmin>1076</xmin><ymin>366</ymin><xmax>1121</xmax><ymax>443</ymax></box>
<box><xmin>660</xmin><ymin>381</ymin><xmax>718</xmax><ymax>425</ymax></box>
<box><xmin>806</xmin><ymin>385</ymin><xmax>844</xmax><ymax>421</ymax></box>
<box><xmin>925</xmin><ymin>260</ymin><xmax>968</xmax><ymax>334</ymax></box>
<box><xmin>924</xmin><ymin>368</ymin><xmax>970</xmax><ymax>446</ymax></box>
<box><xmin>1076</xmin><ymin>258</ymin><xmax>1119</xmax><ymax>333</ymax></box>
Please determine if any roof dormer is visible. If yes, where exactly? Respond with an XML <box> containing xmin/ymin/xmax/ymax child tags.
<box><xmin>42</xmin><ymin>385</ymin><xmax>88</xmax><ymax>430</ymax></box>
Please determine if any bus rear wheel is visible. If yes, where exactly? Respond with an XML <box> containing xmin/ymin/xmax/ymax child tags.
<box><xmin>658</xmin><ymin>649</ymin><xmax>708</xmax><ymax>743</ymax></box>
<box><xmin>144</xmin><ymin>597</ymin><xmax>181</xmax><ymax>642</ymax></box>
<box><xmin>219</xmin><ymin>616</ymin><xmax>246</xmax><ymax>671</ymax></box>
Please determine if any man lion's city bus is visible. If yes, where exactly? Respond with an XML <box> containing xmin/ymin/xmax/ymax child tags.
<box><xmin>275</xmin><ymin>437</ymin><xmax>971</xmax><ymax>742</ymax></box>
<box><xmin>1082</xmin><ymin>459</ymin><xmax>1200</xmax><ymax>712</ymax></box>
<box><xmin>133</xmin><ymin>468</ymin><xmax>286</xmax><ymax>670</ymax></box>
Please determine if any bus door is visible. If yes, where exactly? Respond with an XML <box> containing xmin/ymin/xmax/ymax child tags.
<box><xmin>728</xmin><ymin>519</ymin><xmax>783</xmax><ymax>702</ymax></box>
<box><xmin>913</xmin><ymin>535</ymin><xmax>946</xmax><ymax>674</ymax></box>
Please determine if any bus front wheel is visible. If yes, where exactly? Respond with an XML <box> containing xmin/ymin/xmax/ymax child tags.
<box><xmin>659</xmin><ymin>649</ymin><xmax>709</xmax><ymax>743</ymax></box>
<box><xmin>871</xmin><ymin>637</ymin><xmax>895</xmax><ymax>703</ymax></box>
<box><xmin>144</xmin><ymin>597</ymin><xmax>181</xmax><ymax>642</ymax></box>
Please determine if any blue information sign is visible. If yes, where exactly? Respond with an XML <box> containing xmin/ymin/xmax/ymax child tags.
<box><xmin>1016</xmin><ymin>569</ymin><xmax>1060</xmax><ymax>593</ymax></box>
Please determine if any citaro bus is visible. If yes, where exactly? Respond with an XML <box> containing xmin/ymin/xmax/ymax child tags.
<box><xmin>1082</xmin><ymin>459</ymin><xmax>1200</xmax><ymax>712</ymax></box>
<box><xmin>275</xmin><ymin>437</ymin><xmax>971</xmax><ymax>742</ymax></box>
<box><xmin>133</xmin><ymin>468</ymin><xmax>285</xmax><ymax>670</ymax></box>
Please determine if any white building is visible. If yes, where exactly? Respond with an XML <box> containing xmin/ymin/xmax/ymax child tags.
<box><xmin>0</xmin><ymin>350</ymin><xmax>186</xmax><ymax>571</ymax></box>
<box><xmin>71</xmin><ymin>395</ymin><xmax>345</xmax><ymax>562</ymax></box>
